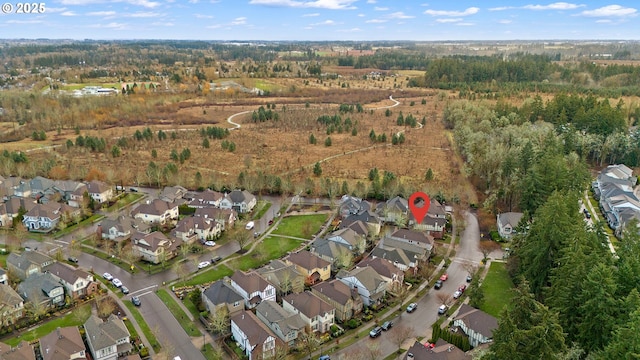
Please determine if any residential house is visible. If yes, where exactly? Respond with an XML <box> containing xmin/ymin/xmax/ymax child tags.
<box><xmin>376</xmin><ymin>196</ymin><xmax>409</xmax><ymax>225</ymax></box>
<box><xmin>284</xmin><ymin>250</ymin><xmax>331</xmax><ymax>286</ymax></box>
<box><xmin>39</xmin><ymin>326</ymin><xmax>87</xmax><ymax>360</ymax></box>
<box><xmin>256</xmin><ymin>259</ymin><xmax>305</xmax><ymax>299</ymax></box>
<box><xmin>404</xmin><ymin>339</ymin><xmax>470</xmax><ymax>360</ymax></box>
<box><xmin>130</xmin><ymin>231</ymin><xmax>180</xmax><ymax>264</ymax></box>
<box><xmin>309</xmin><ymin>238</ymin><xmax>353</xmax><ymax>270</ymax></box>
<box><xmin>0</xmin><ymin>198</ymin><xmax>36</xmax><ymax>227</ymax></box>
<box><xmin>0</xmin><ymin>341</ymin><xmax>36</xmax><ymax>360</ymax></box>
<box><xmin>193</xmin><ymin>207</ymin><xmax>236</xmax><ymax>230</ymax></box>
<box><xmin>453</xmin><ymin>304</ymin><xmax>498</xmax><ymax>348</ymax></box>
<box><xmin>230</xmin><ymin>270</ymin><xmax>277</xmax><ymax>309</ymax></box>
<box><xmin>387</xmin><ymin>229</ymin><xmax>434</xmax><ymax>254</ymax></box>
<box><xmin>12</xmin><ymin>180</ymin><xmax>32</xmax><ymax>199</ymax></box>
<box><xmin>159</xmin><ymin>185</ymin><xmax>188</xmax><ymax>203</ymax></box>
<box><xmin>220</xmin><ymin>190</ymin><xmax>257</xmax><ymax>214</ymax></box>
<box><xmin>343</xmin><ymin>219</ymin><xmax>369</xmax><ymax>238</ymax></box>
<box><xmin>173</xmin><ymin>216</ymin><xmax>221</xmax><ymax>243</ymax></box>
<box><xmin>311</xmin><ymin>279</ymin><xmax>363</xmax><ymax>322</ymax></box>
<box><xmin>45</xmin><ymin>262</ymin><xmax>98</xmax><ymax>300</ymax></box>
<box><xmin>29</xmin><ymin>177</ymin><xmax>55</xmax><ymax>201</ymax></box>
<box><xmin>338</xmin><ymin>195</ymin><xmax>372</xmax><ymax>218</ymax></box>
<box><xmin>86</xmin><ymin>180</ymin><xmax>113</xmax><ymax>204</ymax></box>
<box><xmin>340</xmin><ymin>210</ymin><xmax>381</xmax><ymax>237</ymax></box>
<box><xmin>0</xmin><ymin>268</ymin><xmax>7</xmax><ymax>284</ymax></box>
<box><xmin>413</xmin><ymin>216</ymin><xmax>447</xmax><ymax>239</ymax></box>
<box><xmin>17</xmin><ymin>272</ymin><xmax>65</xmax><ymax>309</ymax></box>
<box><xmin>496</xmin><ymin>212</ymin><xmax>524</xmax><ymax>239</ymax></box>
<box><xmin>326</xmin><ymin>228</ymin><xmax>366</xmax><ymax>255</ymax></box>
<box><xmin>84</xmin><ymin>314</ymin><xmax>133</xmax><ymax>360</ymax></box>
<box><xmin>7</xmin><ymin>251</ymin><xmax>55</xmax><ymax>280</ymax></box>
<box><xmin>186</xmin><ymin>189</ymin><xmax>224</xmax><ymax>208</ymax></box>
<box><xmin>371</xmin><ymin>237</ymin><xmax>428</xmax><ymax>273</ymax></box>
<box><xmin>202</xmin><ymin>279</ymin><xmax>245</xmax><ymax>316</ymax></box>
<box><xmin>282</xmin><ymin>291</ymin><xmax>335</xmax><ymax>333</ymax></box>
<box><xmin>53</xmin><ymin>180</ymin><xmax>86</xmax><ymax>208</ymax></box>
<box><xmin>357</xmin><ymin>257</ymin><xmax>405</xmax><ymax>294</ymax></box>
<box><xmin>100</xmin><ymin>216</ymin><xmax>134</xmax><ymax>242</ymax></box>
<box><xmin>231</xmin><ymin>310</ymin><xmax>280</xmax><ymax>360</ymax></box>
<box><xmin>0</xmin><ymin>283</ymin><xmax>24</xmax><ymax>327</ymax></box>
<box><xmin>131</xmin><ymin>199</ymin><xmax>179</xmax><ymax>225</ymax></box>
<box><xmin>255</xmin><ymin>300</ymin><xmax>306</xmax><ymax>346</ymax></box>
<box><xmin>336</xmin><ymin>266</ymin><xmax>387</xmax><ymax>307</ymax></box>
<box><xmin>22</xmin><ymin>202</ymin><xmax>73</xmax><ymax>232</ymax></box>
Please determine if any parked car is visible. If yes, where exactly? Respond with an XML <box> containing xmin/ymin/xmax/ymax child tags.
<box><xmin>245</xmin><ymin>221</ymin><xmax>255</xmax><ymax>230</ymax></box>
<box><xmin>438</xmin><ymin>304</ymin><xmax>448</xmax><ymax>315</ymax></box>
<box><xmin>112</xmin><ymin>278</ymin><xmax>123</xmax><ymax>288</ymax></box>
<box><xmin>318</xmin><ymin>355</ymin><xmax>331</xmax><ymax>360</ymax></box>
<box><xmin>103</xmin><ymin>272</ymin><xmax>113</xmax><ymax>281</ymax></box>
<box><xmin>453</xmin><ymin>290</ymin><xmax>462</xmax><ymax>299</ymax></box>
<box><xmin>458</xmin><ymin>284</ymin><xmax>467</xmax><ymax>293</ymax></box>
<box><xmin>68</xmin><ymin>256</ymin><xmax>79</xmax><ymax>263</ymax></box>
<box><xmin>211</xmin><ymin>256</ymin><xmax>222</xmax><ymax>263</ymax></box>
<box><xmin>466</xmin><ymin>275</ymin><xmax>473</xmax><ymax>283</ymax></box>
<box><xmin>121</xmin><ymin>286</ymin><xmax>129</xmax><ymax>294</ymax></box>
<box><xmin>440</xmin><ymin>273</ymin><xmax>448</xmax><ymax>281</ymax></box>
<box><xmin>434</xmin><ymin>279</ymin><xmax>443</xmax><ymax>289</ymax></box>
<box><xmin>204</xmin><ymin>241</ymin><xmax>216</xmax><ymax>247</ymax></box>
<box><xmin>583</xmin><ymin>209</ymin><xmax>591</xmax><ymax>219</ymax></box>
<box><xmin>381</xmin><ymin>321</ymin><xmax>393</xmax><ymax>331</ymax></box>
<box><xmin>132</xmin><ymin>296</ymin><xmax>141</xmax><ymax>306</ymax></box>
<box><xmin>369</xmin><ymin>327</ymin><xmax>382</xmax><ymax>338</ymax></box>
<box><xmin>406</xmin><ymin>303</ymin><xmax>418</xmax><ymax>313</ymax></box>
<box><xmin>268</xmin><ymin>219</ymin><xmax>274</xmax><ymax>225</ymax></box>
<box><xmin>198</xmin><ymin>261</ymin><xmax>210</xmax><ymax>269</ymax></box>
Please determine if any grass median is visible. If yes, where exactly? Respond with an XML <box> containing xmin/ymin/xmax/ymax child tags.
<box><xmin>156</xmin><ymin>288</ymin><xmax>202</xmax><ymax>337</ymax></box>
<box><xmin>124</xmin><ymin>301</ymin><xmax>162</xmax><ymax>353</ymax></box>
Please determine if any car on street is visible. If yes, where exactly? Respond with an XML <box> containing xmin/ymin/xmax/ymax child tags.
<box><xmin>318</xmin><ymin>356</ymin><xmax>331</xmax><ymax>360</ymax></box>
<box><xmin>268</xmin><ymin>219</ymin><xmax>274</xmax><ymax>225</ymax></box>
<box><xmin>583</xmin><ymin>208</ymin><xmax>591</xmax><ymax>219</ymax></box>
<box><xmin>68</xmin><ymin>256</ymin><xmax>78</xmax><ymax>263</ymax></box>
<box><xmin>458</xmin><ymin>284</ymin><xmax>467</xmax><ymax>293</ymax></box>
<box><xmin>198</xmin><ymin>261</ymin><xmax>210</xmax><ymax>269</ymax></box>
<box><xmin>369</xmin><ymin>327</ymin><xmax>382</xmax><ymax>338</ymax></box>
<box><xmin>204</xmin><ymin>241</ymin><xmax>216</xmax><ymax>247</ymax></box>
<box><xmin>103</xmin><ymin>272</ymin><xmax>113</xmax><ymax>281</ymax></box>
<box><xmin>381</xmin><ymin>321</ymin><xmax>393</xmax><ymax>331</ymax></box>
<box><xmin>438</xmin><ymin>304</ymin><xmax>448</xmax><ymax>315</ymax></box>
<box><xmin>211</xmin><ymin>256</ymin><xmax>222</xmax><ymax>263</ymax></box>
<box><xmin>453</xmin><ymin>290</ymin><xmax>462</xmax><ymax>299</ymax></box>
<box><xmin>466</xmin><ymin>275</ymin><xmax>473</xmax><ymax>283</ymax></box>
<box><xmin>434</xmin><ymin>279</ymin><xmax>443</xmax><ymax>289</ymax></box>
<box><xmin>440</xmin><ymin>273</ymin><xmax>448</xmax><ymax>281</ymax></box>
<box><xmin>121</xmin><ymin>286</ymin><xmax>129</xmax><ymax>294</ymax></box>
<box><xmin>131</xmin><ymin>296</ymin><xmax>141</xmax><ymax>306</ymax></box>
<box><xmin>245</xmin><ymin>221</ymin><xmax>255</xmax><ymax>230</ymax></box>
<box><xmin>406</xmin><ymin>303</ymin><xmax>418</xmax><ymax>313</ymax></box>
<box><xmin>112</xmin><ymin>278</ymin><xmax>122</xmax><ymax>288</ymax></box>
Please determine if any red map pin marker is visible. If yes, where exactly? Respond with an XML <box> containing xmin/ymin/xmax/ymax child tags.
<box><xmin>409</xmin><ymin>192</ymin><xmax>431</xmax><ymax>225</ymax></box>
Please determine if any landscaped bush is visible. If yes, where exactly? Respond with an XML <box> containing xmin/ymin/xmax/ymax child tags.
<box><xmin>346</xmin><ymin>318</ymin><xmax>361</xmax><ymax>329</ymax></box>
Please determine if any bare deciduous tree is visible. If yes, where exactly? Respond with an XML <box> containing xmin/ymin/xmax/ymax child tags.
<box><xmin>96</xmin><ymin>295</ymin><xmax>116</xmax><ymax>318</ymax></box>
<box><xmin>479</xmin><ymin>240</ymin><xmax>501</xmax><ymax>262</ymax></box>
<box><xmin>390</xmin><ymin>324</ymin><xmax>414</xmax><ymax>352</ymax></box>
<box><xmin>436</xmin><ymin>292</ymin><xmax>452</xmax><ymax>307</ymax></box>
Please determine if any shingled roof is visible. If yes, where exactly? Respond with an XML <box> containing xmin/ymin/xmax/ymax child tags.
<box><xmin>286</xmin><ymin>250</ymin><xmax>330</xmax><ymax>271</ymax></box>
<box><xmin>283</xmin><ymin>291</ymin><xmax>334</xmax><ymax>319</ymax></box>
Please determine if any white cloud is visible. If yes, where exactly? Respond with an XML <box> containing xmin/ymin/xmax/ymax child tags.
<box><xmin>61</xmin><ymin>11</ymin><xmax>77</xmax><ymax>16</ymax></box>
<box><xmin>87</xmin><ymin>11</ymin><xmax>116</xmax><ymax>16</ymax></box>
<box><xmin>303</xmin><ymin>13</ymin><xmax>320</xmax><ymax>16</ymax></box>
<box><xmin>248</xmin><ymin>0</ymin><xmax>357</xmax><ymax>10</ymax></box>
<box><xmin>90</xmin><ymin>22</ymin><xmax>129</xmax><ymax>30</ymax></box>
<box><xmin>579</xmin><ymin>5</ymin><xmax>637</xmax><ymax>17</ymax></box>
<box><xmin>424</xmin><ymin>7</ymin><xmax>479</xmax><ymax>17</ymax></box>
<box><xmin>189</xmin><ymin>0</ymin><xmax>199</xmax><ymax>3</ymax></box>
<box><xmin>489</xmin><ymin>6</ymin><xmax>513</xmax><ymax>11</ymax></box>
<box><xmin>207</xmin><ymin>24</ymin><xmax>222</xmax><ymax>29</ymax></box>
<box><xmin>367</xmin><ymin>0</ymin><xmax>376</xmax><ymax>3</ymax></box>
<box><xmin>455</xmin><ymin>22</ymin><xmax>474</xmax><ymax>26</ymax></box>
<box><xmin>374</xmin><ymin>6</ymin><xmax>388</xmax><ymax>11</ymax></box>
<box><xmin>127</xmin><ymin>12</ymin><xmax>160</xmax><ymax>17</ymax></box>
<box><xmin>231</xmin><ymin>17</ymin><xmax>247</xmax><ymax>25</ymax></box>
<box><xmin>498</xmin><ymin>19</ymin><xmax>512</xmax><ymax>24</ymax></box>
<box><xmin>357</xmin><ymin>13</ymin><xmax>365</xmax><ymax>17</ymax></box>
<box><xmin>523</xmin><ymin>2</ymin><xmax>585</xmax><ymax>10</ymax></box>
<box><xmin>336</xmin><ymin>27</ymin><xmax>361</xmax><ymax>32</ymax></box>
<box><xmin>58</xmin><ymin>0</ymin><xmax>160</xmax><ymax>8</ymax></box>
<box><xmin>45</xmin><ymin>7</ymin><xmax>68</xmax><ymax>13</ymax></box>
<box><xmin>595</xmin><ymin>19</ymin><xmax>612</xmax><ymax>23</ymax></box>
<box><xmin>387</xmin><ymin>12</ymin><xmax>414</xmax><ymax>19</ymax></box>
<box><xmin>310</xmin><ymin>19</ymin><xmax>337</xmax><ymax>25</ymax></box>
<box><xmin>6</xmin><ymin>19</ymin><xmax>44</xmax><ymax>24</ymax></box>
<box><xmin>152</xmin><ymin>21</ymin><xmax>174</xmax><ymax>26</ymax></box>
<box><xmin>435</xmin><ymin>18</ymin><xmax>462</xmax><ymax>23</ymax></box>
<box><xmin>366</xmin><ymin>19</ymin><xmax>387</xmax><ymax>23</ymax></box>
<box><xmin>195</xmin><ymin>14</ymin><xmax>214</xmax><ymax>18</ymax></box>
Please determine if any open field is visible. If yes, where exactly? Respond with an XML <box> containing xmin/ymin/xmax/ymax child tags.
<box><xmin>3</xmin><ymin>304</ymin><xmax>91</xmax><ymax>346</ymax></box>
<box><xmin>480</xmin><ymin>262</ymin><xmax>515</xmax><ymax>318</ymax></box>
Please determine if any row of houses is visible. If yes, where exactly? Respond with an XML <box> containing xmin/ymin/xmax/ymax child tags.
<box><xmin>591</xmin><ymin>164</ymin><xmax>640</xmax><ymax>236</ymax></box>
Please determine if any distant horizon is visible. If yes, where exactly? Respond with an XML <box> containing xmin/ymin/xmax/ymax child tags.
<box><xmin>0</xmin><ymin>1</ymin><xmax>638</xmax><ymax>41</ymax></box>
<box><xmin>2</xmin><ymin>38</ymin><xmax>640</xmax><ymax>42</ymax></box>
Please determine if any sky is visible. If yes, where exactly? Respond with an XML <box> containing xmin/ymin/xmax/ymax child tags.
<box><xmin>0</xmin><ymin>0</ymin><xmax>638</xmax><ymax>41</ymax></box>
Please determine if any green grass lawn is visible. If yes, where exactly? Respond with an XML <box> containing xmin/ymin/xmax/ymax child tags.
<box><xmin>201</xmin><ymin>343</ymin><xmax>220</xmax><ymax>359</ymax></box>
<box><xmin>183</xmin><ymin>296</ymin><xmax>201</xmax><ymax>319</ymax></box>
<box><xmin>271</xmin><ymin>214</ymin><xmax>328</xmax><ymax>239</ymax></box>
<box><xmin>4</xmin><ymin>304</ymin><xmax>92</xmax><ymax>346</ymax></box>
<box><xmin>54</xmin><ymin>214</ymin><xmax>104</xmax><ymax>238</ymax></box>
<box><xmin>106</xmin><ymin>193</ymin><xmax>144</xmax><ymax>212</ymax></box>
<box><xmin>175</xmin><ymin>264</ymin><xmax>234</xmax><ymax>287</ymax></box>
<box><xmin>124</xmin><ymin>301</ymin><xmax>162</xmax><ymax>353</ymax></box>
<box><xmin>0</xmin><ymin>253</ymin><xmax>8</xmax><ymax>268</ymax></box>
<box><xmin>253</xmin><ymin>201</ymin><xmax>272</xmax><ymax>220</ymax></box>
<box><xmin>228</xmin><ymin>236</ymin><xmax>304</xmax><ymax>271</ymax></box>
<box><xmin>81</xmin><ymin>245</ymin><xmax>137</xmax><ymax>274</ymax></box>
<box><xmin>156</xmin><ymin>289</ymin><xmax>202</xmax><ymax>337</ymax></box>
<box><xmin>480</xmin><ymin>262</ymin><xmax>515</xmax><ymax>318</ymax></box>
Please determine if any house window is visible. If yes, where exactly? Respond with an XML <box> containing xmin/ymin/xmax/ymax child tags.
<box><xmin>234</xmin><ymin>301</ymin><xmax>240</xmax><ymax>307</ymax></box>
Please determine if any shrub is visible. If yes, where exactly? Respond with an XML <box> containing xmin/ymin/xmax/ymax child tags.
<box><xmin>346</xmin><ymin>318</ymin><xmax>361</xmax><ymax>329</ymax></box>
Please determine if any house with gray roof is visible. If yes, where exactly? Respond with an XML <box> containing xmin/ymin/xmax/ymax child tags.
<box><xmin>255</xmin><ymin>300</ymin><xmax>306</xmax><ymax>346</ymax></box>
<box><xmin>371</xmin><ymin>237</ymin><xmax>428</xmax><ymax>273</ymax></box>
<box><xmin>17</xmin><ymin>272</ymin><xmax>64</xmax><ymax>309</ymax></box>
<box><xmin>202</xmin><ymin>279</ymin><xmax>245</xmax><ymax>316</ymax></box>
<box><xmin>230</xmin><ymin>270</ymin><xmax>276</xmax><ymax>309</ymax></box>
<box><xmin>53</xmin><ymin>180</ymin><xmax>86</xmax><ymax>208</ymax></box>
<box><xmin>231</xmin><ymin>310</ymin><xmax>281</xmax><ymax>360</ymax></box>
<box><xmin>376</xmin><ymin>196</ymin><xmax>409</xmax><ymax>225</ymax></box>
<box><xmin>404</xmin><ymin>339</ymin><xmax>470</xmax><ymax>360</ymax></box>
<box><xmin>39</xmin><ymin>326</ymin><xmax>86</xmax><ymax>360</ymax></box>
<box><xmin>497</xmin><ymin>212</ymin><xmax>524</xmax><ymax>239</ymax></box>
<box><xmin>173</xmin><ymin>216</ymin><xmax>221</xmax><ymax>243</ymax></box>
<box><xmin>388</xmin><ymin>228</ymin><xmax>434</xmax><ymax>253</ymax></box>
<box><xmin>45</xmin><ymin>262</ymin><xmax>98</xmax><ymax>299</ymax></box>
<box><xmin>193</xmin><ymin>207</ymin><xmax>236</xmax><ymax>230</ymax></box>
<box><xmin>186</xmin><ymin>189</ymin><xmax>224</xmax><ymax>208</ymax></box>
<box><xmin>283</xmin><ymin>291</ymin><xmax>335</xmax><ymax>334</ymax></box>
<box><xmin>357</xmin><ymin>257</ymin><xmax>405</xmax><ymax>294</ymax></box>
<box><xmin>84</xmin><ymin>314</ymin><xmax>132</xmax><ymax>360</ymax></box>
<box><xmin>131</xmin><ymin>199</ymin><xmax>179</xmax><ymax>225</ymax></box>
<box><xmin>309</xmin><ymin>237</ymin><xmax>353</xmax><ymax>270</ymax></box>
<box><xmin>0</xmin><ymin>197</ymin><xmax>36</xmax><ymax>227</ymax></box>
<box><xmin>220</xmin><ymin>190</ymin><xmax>257</xmax><ymax>214</ymax></box>
<box><xmin>339</xmin><ymin>195</ymin><xmax>372</xmax><ymax>218</ymax></box>
<box><xmin>344</xmin><ymin>219</ymin><xmax>369</xmax><ymax>238</ymax></box>
<box><xmin>0</xmin><ymin>340</ymin><xmax>36</xmax><ymax>360</ymax></box>
<box><xmin>340</xmin><ymin>210</ymin><xmax>381</xmax><ymax>236</ymax></box>
<box><xmin>100</xmin><ymin>215</ymin><xmax>134</xmax><ymax>242</ymax></box>
<box><xmin>7</xmin><ymin>251</ymin><xmax>55</xmax><ymax>280</ymax></box>
<box><xmin>131</xmin><ymin>231</ymin><xmax>180</xmax><ymax>264</ymax></box>
<box><xmin>255</xmin><ymin>259</ymin><xmax>305</xmax><ymax>299</ymax></box>
<box><xmin>453</xmin><ymin>304</ymin><xmax>498</xmax><ymax>348</ymax></box>
<box><xmin>29</xmin><ymin>177</ymin><xmax>55</xmax><ymax>200</ymax></box>
<box><xmin>326</xmin><ymin>228</ymin><xmax>366</xmax><ymax>254</ymax></box>
<box><xmin>311</xmin><ymin>279</ymin><xmax>363</xmax><ymax>322</ymax></box>
<box><xmin>0</xmin><ymin>283</ymin><xmax>24</xmax><ymax>327</ymax></box>
<box><xmin>336</xmin><ymin>266</ymin><xmax>387</xmax><ymax>307</ymax></box>
<box><xmin>86</xmin><ymin>180</ymin><xmax>113</xmax><ymax>204</ymax></box>
<box><xmin>159</xmin><ymin>185</ymin><xmax>188</xmax><ymax>203</ymax></box>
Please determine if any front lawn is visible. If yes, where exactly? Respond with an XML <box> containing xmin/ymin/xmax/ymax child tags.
<box><xmin>4</xmin><ymin>304</ymin><xmax>91</xmax><ymax>346</ymax></box>
<box><xmin>480</xmin><ymin>261</ymin><xmax>514</xmax><ymax>318</ymax></box>
<box><xmin>253</xmin><ymin>200</ymin><xmax>272</xmax><ymax>220</ymax></box>
<box><xmin>155</xmin><ymin>289</ymin><xmax>202</xmax><ymax>337</ymax></box>
<box><xmin>54</xmin><ymin>214</ymin><xmax>104</xmax><ymax>238</ymax></box>
<box><xmin>271</xmin><ymin>214</ymin><xmax>327</xmax><ymax>239</ymax></box>
<box><xmin>227</xmin><ymin>236</ymin><xmax>304</xmax><ymax>271</ymax></box>
<box><xmin>175</xmin><ymin>264</ymin><xmax>234</xmax><ymax>287</ymax></box>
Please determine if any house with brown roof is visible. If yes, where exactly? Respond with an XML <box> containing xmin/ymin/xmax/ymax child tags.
<box><xmin>284</xmin><ymin>250</ymin><xmax>331</xmax><ymax>286</ymax></box>
<box><xmin>53</xmin><ymin>180</ymin><xmax>86</xmax><ymax>208</ymax></box>
<box><xmin>86</xmin><ymin>180</ymin><xmax>113</xmax><ymax>204</ymax></box>
<box><xmin>44</xmin><ymin>262</ymin><xmax>98</xmax><ymax>300</ymax></box>
<box><xmin>193</xmin><ymin>207</ymin><xmax>236</xmax><ymax>230</ymax></box>
<box><xmin>255</xmin><ymin>259</ymin><xmax>305</xmax><ymax>299</ymax></box>
<box><xmin>0</xmin><ymin>197</ymin><xmax>36</xmax><ymax>227</ymax></box>
<box><xmin>0</xmin><ymin>283</ymin><xmax>24</xmax><ymax>327</ymax></box>
<box><xmin>404</xmin><ymin>339</ymin><xmax>470</xmax><ymax>360</ymax></box>
<box><xmin>340</xmin><ymin>210</ymin><xmax>381</xmax><ymax>236</ymax></box>
<box><xmin>131</xmin><ymin>199</ymin><xmax>179</xmax><ymax>225</ymax></box>
<box><xmin>7</xmin><ymin>251</ymin><xmax>55</xmax><ymax>280</ymax></box>
<box><xmin>202</xmin><ymin>279</ymin><xmax>245</xmax><ymax>316</ymax></box>
<box><xmin>336</xmin><ymin>266</ymin><xmax>387</xmax><ymax>307</ymax></box>
<box><xmin>343</xmin><ymin>219</ymin><xmax>369</xmax><ymax>238</ymax></box>
<box><xmin>39</xmin><ymin>326</ymin><xmax>87</xmax><ymax>360</ymax></box>
<box><xmin>173</xmin><ymin>216</ymin><xmax>221</xmax><ymax>243</ymax></box>
<box><xmin>100</xmin><ymin>215</ymin><xmax>135</xmax><ymax>242</ymax></box>
<box><xmin>186</xmin><ymin>189</ymin><xmax>224</xmax><ymax>208</ymax></box>
<box><xmin>255</xmin><ymin>300</ymin><xmax>306</xmax><ymax>346</ymax></box>
<box><xmin>453</xmin><ymin>304</ymin><xmax>498</xmax><ymax>348</ymax></box>
<box><xmin>84</xmin><ymin>314</ymin><xmax>132</xmax><ymax>360</ymax></box>
<box><xmin>282</xmin><ymin>291</ymin><xmax>335</xmax><ymax>333</ymax></box>
<box><xmin>0</xmin><ymin>340</ymin><xmax>36</xmax><ymax>360</ymax></box>
<box><xmin>230</xmin><ymin>310</ymin><xmax>281</xmax><ymax>360</ymax></box>
<box><xmin>159</xmin><ymin>185</ymin><xmax>188</xmax><ymax>203</ymax></box>
<box><xmin>22</xmin><ymin>202</ymin><xmax>76</xmax><ymax>233</ymax></box>
<box><xmin>357</xmin><ymin>257</ymin><xmax>405</xmax><ymax>294</ymax></box>
<box><xmin>131</xmin><ymin>231</ymin><xmax>180</xmax><ymax>264</ymax></box>
<box><xmin>388</xmin><ymin>229</ymin><xmax>434</xmax><ymax>254</ymax></box>
<box><xmin>326</xmin><ymin>228</ymin><xmax>366</xmax><ymax>255</ymax></box>
<box><xmin>311</xmin><ymin>279</ymin><xmax>363</xmax><ymax>322</ymax></box>
<box><xmin>230</xmin><ymin>270</ymin><xmax>276</xmax><ymax>309</ymax></box>
<box><xmin>371</xmin><ymin>237</ymin><xmax>428</xmax><ymax>273</ymax></box>
<box><xmin>220</xmin><ymin>190</ymin><xmax>257</xmax><ymax>214</ymax></box>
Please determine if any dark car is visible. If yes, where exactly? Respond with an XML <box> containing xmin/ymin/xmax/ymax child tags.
<box><xmin>381</xmin><ymin>321</ymin><xmax>393</xmax><ymax>331</ymax></box>
<box><xmin>583</xmin><ymin>209</ymin><xmax>591</xmax><ymax>219</ymax></box>
<box><xmin>211</xmin><ymin>256</ymin><xmax>222</xmax><ymax>263</ymax></box>
<box><xmin>434</xmin><ymin>279</ymin><xmax>443</xmax><ymax>289</ymax></box>
<box><xmin>466</xmin><ymin>275</ymin><xmax>473</xmax><ymax>283</ymax></box>
<box><xmin>121</xmin><ymin>286</ymin><xmax>130</xmax><ymax>294</ymax></box>
<box><xmin>369</xmin><ymin>327</ymin><xmax>382</xmax><ymax>338</ymax></box>
<box><xmin>68</xmin><ymin>256</ymin><xmax>79</xmax><ymax>263</ymax></box>
<box><xmin>132</xmin><ymin>296</ymin><xmax>141</xmax><ymax>306</ymax></box>
<box><xmin>268</xmin><ymin>219</ymin><xmax>274</xmax><ymax>225</ymax></box>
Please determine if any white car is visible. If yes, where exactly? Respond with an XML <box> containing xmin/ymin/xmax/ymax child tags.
<box><xmin>112</xmin><ymin>278</ymin><xmax>123</xmax><ymax>288</ymax></box>
<box><xmin>103</xmin><ymin>272</ymin><xmax>113</xmax><ymax>281</ymax></box>
<box><xmin>453</xmin><ymin>290</ymin><xmax>462</xmax><ymax>299</ymax></box>
<box><xmin>204</xmin><ymin>241</ymin><xmax>216</xmax><ymax>247</ymax></box>
<box><xmin>198</xmin><ymin>261</ymin><xmax>210</xmax><ymax>269</ymax></box>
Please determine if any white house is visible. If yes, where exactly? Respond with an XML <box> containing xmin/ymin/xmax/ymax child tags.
<box><xmin>230</xmin><ymin>270</ymin><xmax>277</xmax><ymax>309</ymax></box>
<box><xmin>132</xmin><ymin>199</ymin><xmax>179</xmax><ymax>225</ymax></box>
<box><xmin>84</xmin><ymin>314</ymin><xmax>132</xmax><ymax>360</ymax></box>
<box><xmin>231</xmin><ymin>310</ymin><xmax>279</xmax><ymax>360</ymax></box>
<box><xmin>453</xmin><ymin>304</ymin><xmax>498</xmax><ymax>348</ymax></box>
<box><xmin>220</xmin><ymin>190</ymin><xmax>257</xmax><ymax>214</ymax></box>
<box><xmin>336</xmin><ymin>266</ymin><xmax>387</xmax><ymax>307</ymax></box>
<box><xmin>282</xmin><ymin>291</ymin><xmax>335</xmax><ymax>334</ymax></box>
<box><xmin>496</xmin><ymin>212</ymin><xmax>524</xmax><ymax>239</ymax></box>
<box><xmin>86</xmin><ymin>180</ymin><xmax>113</xmax><ymax>204</ymax></box>
<box><xmin>45</xmin><ymin>262</ymin><xmax>98</xmax><ymax>299</ymax></box>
